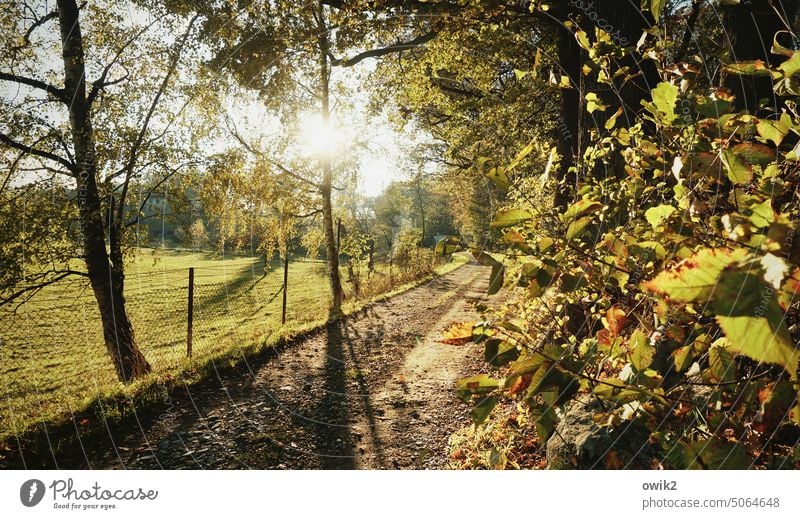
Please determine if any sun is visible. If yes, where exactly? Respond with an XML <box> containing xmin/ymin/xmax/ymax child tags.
<box><xmin>298</xmin><ymin>111</ymin><xmax>342</xmax><ymax>159</ymax></box>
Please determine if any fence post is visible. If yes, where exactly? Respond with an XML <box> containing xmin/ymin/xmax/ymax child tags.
<box><xmin>187</xmin><ymin>267</ymin><xmax>194</xmax><ymax>358</ymax></box>
<box><xmin>281</xmin><ymin>256</ymin><xmax>289</xmax><ymax>324</ymax></box>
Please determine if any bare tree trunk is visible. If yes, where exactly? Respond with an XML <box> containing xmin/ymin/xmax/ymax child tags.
<box><xmin>316</xmin><ymin>1</ymin><xmax>344</xmax><ymax>316</ymax></box>
<box><xmin>57</xmin><ymin>0</ymin><xmax>150</xmax><ymax>382</ymax></box>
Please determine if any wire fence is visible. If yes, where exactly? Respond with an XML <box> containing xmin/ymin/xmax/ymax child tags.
<box><xmin>0</xmin><ymin>253</ymin><xmax>438</xmax><ymax>438</ymax></box>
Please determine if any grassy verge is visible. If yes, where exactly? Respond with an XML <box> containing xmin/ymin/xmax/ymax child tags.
<box><xmin>0</xmin><ymin>250</ymin><xmax>468</xmax><ymax>443</ymax></box>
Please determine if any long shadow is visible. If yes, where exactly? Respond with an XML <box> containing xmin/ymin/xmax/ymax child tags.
<box><xmin>314</xmin><ymin>320</ymin><xmax>357</xmax><ymax>469</ymax></box>
<box><xmin>312</xmin><ymin>318</ymin><xmax>389</xmax><ymax>469</ymax></box>
<box><xmin>340</xmin><ymin>321</ymin><xmax>388</xmax><ymax>468</ymax></box>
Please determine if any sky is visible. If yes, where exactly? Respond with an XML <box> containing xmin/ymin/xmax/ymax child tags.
<box><xmin>2</xmin><ymin>1</ymin><xmax>413</xmax><ymax>198</ymax></box>
<box><xmin>226</xmin><ymin>69</ymin><xmax>409</xmax><ymax>198</ymax></box>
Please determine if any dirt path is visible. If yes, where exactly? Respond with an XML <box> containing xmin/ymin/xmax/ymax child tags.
<box><xmin>9</xmin><ymin>263</ymin><xmax>495</xmax><ymax>469</ymax></box>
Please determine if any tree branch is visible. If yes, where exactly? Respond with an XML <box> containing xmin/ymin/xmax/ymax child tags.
<box><xmin>116</xmin><ymin>13</ymin><xmax>199</xmax><ymax>224</ymax></box>
<box><xmin>0</xmin><ymin>270</ymin><xmax>89</xmax><ymax>307</ymax></box>
<box><xmin>288</xmin><ymin>209</ymin><xmax>323</xmax><ymax>219</ymax></box>
<box><xmin>0</xmin><ymin>132</ymin><xmax>77</xmax><ymax>174</ymax></box>
<box><xmin>87</xmin><ymin>13</ymin><xmax>166</xmax><ymax>108</ymax></box>
<box><xmin>0</xmin><ymin>72</ymin><xmax>67</xmax><ymax>102</ymax></box>
<box><xmin>225</xmin><ymin>116</ymin><xmax>321</xmax><ymax>190</ymax></box>
<box><xmin>12</xmin><ymin>9</ymin><xmax>59</xmax><ymax>52</ymax></box>
<box><xmin>329</xmin><ymin>26</ymin><xmax>442</xmax><ymax>67</ymax></box>
<box><xmin>125</xmin><ymin>161</ymin><xmax>200</xmax><ymax>228</ymax></box>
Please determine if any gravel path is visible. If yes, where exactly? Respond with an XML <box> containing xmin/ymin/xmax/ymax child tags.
<box><xmin>5</xmin><ymin>263</ymin><xmax>496</xmax><ymax>469</ymax></box>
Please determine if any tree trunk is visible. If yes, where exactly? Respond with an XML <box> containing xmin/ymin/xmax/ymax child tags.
<box><xmin>553</xmin><ymin>5</ymin><xmax>581</xmax><ymax>210</ymax></box>
<box><xmin>57</xmin><ymin>0</ymin><xmax>150</xmax><ymax>382</ymax></box>
<box><xmin>316</xmin><ymin>1</ymin><xmax>345</xmax><ymax>316</ymax></box>
<box><xmin>553</xmin><ymin>1</ymin><xmax>661</xmax><ymax>210</ymax></box>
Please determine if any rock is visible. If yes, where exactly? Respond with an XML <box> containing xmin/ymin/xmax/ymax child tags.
<box><xmin>546</xmin><ymin>397</ymin><xmax>656</xmax><ymax>469</ymax></box>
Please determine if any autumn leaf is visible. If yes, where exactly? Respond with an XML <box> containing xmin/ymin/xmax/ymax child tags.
<box><xmin>603</xmin><ymin>305</ymin><xmax>628</xmax><ymax>336</ymax></box>
<box><xmin>440</xmin><ymin>322</ymin><xmax>475</xmax><ymax>345</ymax></box>
<box><xmin>642</xmin><ymin>248</ymin><xmax>749</xmax><ymax>303</ymax></box>
<box><xmin>508</xmin><ymin>373</ymin><xmax>533</xmax><ymax>396</ymax></box>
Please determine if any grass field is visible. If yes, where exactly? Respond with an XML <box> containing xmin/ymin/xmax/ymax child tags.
<box><xmin>0</xmin><ymin>248</ymin><xmax>465</xmax><ymax>439</ymax></box>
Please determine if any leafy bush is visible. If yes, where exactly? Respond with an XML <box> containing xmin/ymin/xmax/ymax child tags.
<box><xmin>393</xmin><ymin>230</ymin><xmax>434</xmax><ymax>277</ymax></box>
<box><xmin>451</xmin><ymin>23</ymin><xmax>800</xmax><ymax>469</ymax></box>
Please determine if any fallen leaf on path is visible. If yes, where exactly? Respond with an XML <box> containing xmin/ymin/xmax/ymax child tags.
<box><xmin>440</xmin><ymin>322</ymin><xmax>475</xmax><ymax>345</ymax></box>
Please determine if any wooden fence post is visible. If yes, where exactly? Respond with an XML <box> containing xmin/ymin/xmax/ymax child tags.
<box><xmin>187</xmin><ymin>267</ymin><xmax>194</xmax><ymax>358</ymax></box>
<box><xmin>281</xmin><ymin>256</ymin><xmax>289</xmax><ymax>325</ymax></box>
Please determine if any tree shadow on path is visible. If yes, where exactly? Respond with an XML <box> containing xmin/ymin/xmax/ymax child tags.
<box><xmin>314</xmin><ymin>319</ymin><xmax>387</xmax><ymax>469</ymax></box>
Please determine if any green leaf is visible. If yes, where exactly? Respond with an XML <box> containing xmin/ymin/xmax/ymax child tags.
<box><xmin>491</xmin><ymin>209</ymin><xmax>534</xmax><ymax>228</ymax></box>
<box><xmin>566</xmin><ymin>216</ymin><xmax>593</xmax><ymax>241</ymax></box>
<box><xmin>673</xmin><ymin>345</ymin><xmax>694</xmax><ymax>372</ymax></box>
<box><xmin>757</xmin><ymin>115</ymin><xmax>790</xmax><ymax>147</ymax></box>
<box><xmin>562</xmin><ymin>198</ymin><xmax>603</xmax><ymax>221</ymax></box>
<box><xmin>724</xmin><ymin>59</ymin><xmax>775</xmax><ymax>77</ymax></box>
<box><xmin>471</xmin><ymin>396</ymin><xmax>498</xmax><ymax>425</ymax></box>
<box><xmin>649</xmin><ymin>0</ymin><xmax>666</xmax><ymax>23</ymax></box>
<box><xmin>471</xmin><ymin>249</ymin><xmax>502</xmax><ymax>267</ymax></box>
<box><xmin>629</xmin><ymin>329</ymin><xmax>654</xmax><ymax>371</ymax></box>
<box><xmin>434</xmin><ymin>236</ymin><xmax>464</xmax><ymax>256</ymax></box>
<box><xmin>506</xmin><ymin>138</ymin><xmax>536</xmax><ymax>174</ymax></box>
<box><xmin>644</xmin><ymin>204</ymin><xmax>676</xmax><ymax>228</ymax></box>
<box><xmin>721</xmin><ymin>149</ymin><xmax>753</xmax><ymax>184</ymax></box>
<box><xmin>530</xmin><ymin>401</ymin><xmax>557</xmax><ymax>440</ymax></box>
<box><xmin>747</xmin><ymin>199</ymin><xmax>774</xmax><ymax>229</ymax></box>
<box><xmin>647</xmin><ymin>249</ymin><xmax>799</xmax><ymax>377</ymax></box>
<box><xmin>561</xmin><ymin>272</ymin><xmax>587</xmax><ymax>292</ymax></box>
<box><xmin>586</xmin><ymin>92</ymin><xmax>608</xmax><ymax>113</ymax></box>
<box><xmin>456</xmin><ymin>375</ymin><xmax>501</xmax><ymax>397</ymax></box>
<box><xmin>644</xmin><ymin>82</ymin><xmax>679</xmax><ymax>124</ymax></box>
<box><xmin>503</xmin><ymin>231</ymin><xmax>534</xmax><ymax>253</ymax></box>
<box><xmin>484</xmin><ymin>339</ymin><xmax>519</xmax><ymax>367</ymax></box>
<box><xmin>716</xmin><ymin>312</ymin><xmax>798</xmax><ymax>377</ymax></box>
<box><xmin>486</xmin><ymin>167</ymin><xmax>510</xmax><ymax>190</ymax></box>
<box><xmin>633</xmin><ymin>241</ymin><xmax>667</xmax><ymax>261</ymax></box>
<box><xmin>642</xmin><ymin>248</ymin><xmax>750</xmax><ymax>303</ymax></box>
<box><xmin>524</xmin><ymin>362</ymin><xmax>552</xmax><ymax>399</ymax></box>
<box><xmin>708</xmin><ymin>340</ymin><xmax>737</xmax><ymax>383</ymax></box>
<box><xmin>488</xmin><ymin>263</ymin><xmax>505</xmax><ymax>296</ymax></box>
<box><xmin>778</xmin><ymin>51</ymin><xmax>800</xmax><ymax>78</ymax></box>
<box><xmin>711</xmin><ymin>268</ymin><xmax>799</xmax><ymax>377</ymax></box>
<box><xmin>478</xmin><ymin>157</ymin><xmax>510</xmax><ymax>190</ymax></box>
<box><xmin>506</xmin><ymin>353</ymin><xmax>548</xmax><ymax>384</ymax></box>
<box><xmin>575</xmin><ymin>28</ymin><xmax>591</xmax><ymax>51</ymax></box>
<box><xmin>732</xmin><ymin>143</ymin><xmax>775</xmax><ymax>165</ymax></box>
<box><xmin>485</xmin><ymin>448</ymin><xmax>507</xmax><ymax>469</ymax></box>
<box><xmin>695</xmin><ymin>97</ymin><xmax>733</xmax><ymax>118</ymax></box>
<box><xmin>605</xmin><ymin>107</ymin><xmax>623</xmax><ymax>129</ymax></box>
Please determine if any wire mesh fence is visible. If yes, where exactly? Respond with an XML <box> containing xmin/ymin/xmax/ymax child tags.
<box><xmin>0</xmin><ymin>252</ymin><xmax>444</xmax><ymax>438</ymax></box>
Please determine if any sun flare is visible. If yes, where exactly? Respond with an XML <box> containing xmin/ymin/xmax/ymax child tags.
<box><xmin>298</xmin><ymin>112</ymin><xmax>341</xmax><ymax>159</ymax></box>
